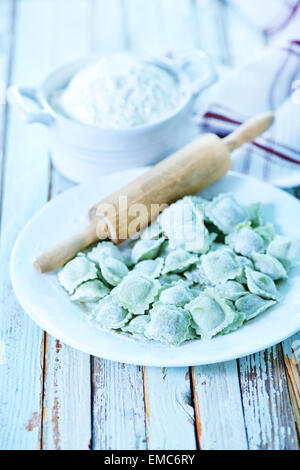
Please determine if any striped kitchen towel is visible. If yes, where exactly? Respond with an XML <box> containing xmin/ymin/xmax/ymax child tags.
<box><xmin>197</xmin><ymin>40</ymin><xmax>300</xmax><ymax>187</ymax></box>
<box><xmin>227</xmin><ymin>0</ymin><xmax>300</xmax><ymax>39</ymax></box>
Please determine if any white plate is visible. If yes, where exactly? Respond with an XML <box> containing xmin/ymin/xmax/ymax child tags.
<box><xmin>10</xmin><ymin>169</ymin><xmax>300</xmax><ymax>367</ymax></box>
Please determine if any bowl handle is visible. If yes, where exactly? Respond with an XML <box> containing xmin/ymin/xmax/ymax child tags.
<box><xmin>180</xmin><ymin>51</ymin><xmax>218</xmax><ymax>96</ymax></box>
<box><xmin>7</xmin><ymin>86</ymin><xmax>55</xmax><ymax>125</ymax></box>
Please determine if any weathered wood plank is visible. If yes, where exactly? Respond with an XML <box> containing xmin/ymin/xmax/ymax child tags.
<box><xmin>2</xmin><ymin>0</ymin><xmax>296</xmax><ymax>451</ymax></box>
<box><xmin>91</xmin><ymin>0</ymin><xmax>126</xmax><ymax>53</ymax></box>
<box><xmin>281</xmin><ymin>333</ymin><xmax>300</xmax><ymax>441</ymax></box>
<box><xmin>191</xmin><ymin>361</ymin><xmax>248</xmax><ymax>450</ymax></box>
<box><xmin>52</xmin><ymin>0</ymin><xmax>92</xmax><ymax>67</ymax></box>
<box><xmin>41</xmin><ymin>0</ymin><xmax>93</xmax><ymax>450</ymax></box>
<box><xmin>160</xmin><ymin>0</ymin><xmax>197</xmax><ymax>53</ymax></box>
<box><xmin>193</xmin><ymin>0</ymin><xmax>229</xmax><ymax>65</ymax></box>
<box><xmin>217</xmin><ymin>0</ymin><xmax>298</xmax><ymax>450</ymax></box>
<box><xmin>0</xmin><ymin>0</ymin><xmax>53</xmax><ymax>449</ymax></box>
<box><xmin>122</xmin><ymin>0</ymin><xmax>198</xmax><ymax>451</ymax></box>
<box><xmin>92</xmin><ymin>360</ymin><xmax>147</xmax><ymax>449</ymax></box>
<box><xmin>225</xmin><ymin>0</ymin><xmax>268</xmax><ymax>66</ymax></box>
<box><xmin>282</xmin><ymin>190</ymin><xmax>300</xmax><ymax>441</ymax></box>
<box><xmin>124</xmin><ymin>0</ymin><xmax>247</xmax><ymax>451</ymax></box>
<box><xmin>42</xmin><ymin>330</ymin><xmax>92</xmax><ymax>450</ymax></box>
<box><xmin>239</xmin><ymin>346</ymin><xmax>299</xmax><ymax>450</ymax></box>
<box><xmin>0</xmin><ymin>0</ymin><xmax>13</xmax><ymax>182</ymax></box>
<box><xmin>88</xmin><ymin>0</ymin><xmax>147</xmax><ymax>450</ymax></box>
<box><xmin>42</xmin><ymin>170</ymin><xmax>91</xmax><ymax>450</ymax></box>
<box><xmin>124</xmin><ymin>0</ymin><xmax>163</xmax><ymax>54</ymax></box>
<box><xmin>125</xmin><ymin>0</ymin><xmax>197</xmax><ymax>55</ymax></box>
<box><xmin>144</xmin><ymin>367</ymin><xmax>197</xmax><ymax>450</ymax></box>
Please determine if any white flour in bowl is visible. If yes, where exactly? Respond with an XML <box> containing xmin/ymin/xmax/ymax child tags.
<box><xmin>52</xmin><ymin>53</ymin><xmax>187</xmax><ymax>129</ymax></box>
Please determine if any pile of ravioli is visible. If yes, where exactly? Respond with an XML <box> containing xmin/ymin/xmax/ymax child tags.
<box><xmin>58</xmin><ymin>193</ymin><xmax>299</xmax><ymax>346</ymax></box>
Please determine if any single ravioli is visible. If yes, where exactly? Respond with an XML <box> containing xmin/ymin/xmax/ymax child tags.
<box><xmin>159</xmin><ymin>196</ymin><xmax>204</xmax><ymax>237</ymax></box>
<box><xmin>122</xmin><ymin>315</ymin><xmax>150</xmax><ymax>336</ymax></box>
<box><xmin>113</xmin><ymin>274</ymin><xmax>160</xmax><ymax>315</ymax></box>
<box><xmin>235</xmin><ymin>256</ymin><xmax>254</xmax><ymax>284</ymax></box>
<box><xmin>205</xmin><ymin>193</ymin><xmax>248</xmax><ymax>234</ymax></box>
<box><xmin>95</xmin><ymin>296</ymin><xmax>131</xmax><ymax>330</ymax></box>
<box><xmin>99</xmin><ymin>257</ymin><xmax>129</xmax><ymax>286</ymax></box>
<box><xmin>252</xmin><ymin>252</ymin><xmax>287</xmax><ymax>280</ymax></box>
<box><xmin>216</xmin><ymin>280</ymin><xmax>247</xmax><ymax>301</ymax></box>
<box><xmin>169</xmin><ymin>226</ymin><xmax>216</xmax><ymax>254</ymax></box>
<box><xmin>88</xmin><ymin>241</ymin><xmax>128</xmax><ymax>265</ymax></box>
<box><xmin>58</xmin><ymin>256</ymin><xmax>98</xmax><ymax>294</ymax></box>
<box><xmin>140</xmin><ymin>220</ymin><xmax>162</xmax><ymax>240</ymax></box>
<box><xmin>245</xmin><ymin>267</ymin><xmax>277</xmax><ymax>300</ymax></box>
<box><xmin>225</xmin><ymin>225</ymin><xmax>265</xmax><ymax>258</ymax></box>
<box><xmin>220</xmin><ymin>310</ymin><xmax>245</xmax><ymax>334</ymax></box>
<box><xmin>183</xmin><ymin>262</ymin><xmax>212</xmax><ymax>287</ymax></box>
<box><xmin>189</xmin><ymin>285</ymin><xmax>204</xmax><ymax>298</ymax></box>
<box><xmin>255</xmin><ymin>222</ymin><xmax>276</xmax><ymax>244</ymax></box>
<box><xmin>158</xmin><ymin>273</ymin><xmax>186</xmax><ymax>289</ymax></box>
<box><xmin>193</xmin><ymin>195</ymin><xmax>209</xmax><ymax>211</ymax></box>
<box><xmin>267</xmin><ymin>236</ymin><xmax>300</xmax><ymax>268</ymax></box>
<box><xmin>131</xmin><ymin>238</ymin><xmax>165</xmax><ymax>264</ymax></box>
<box><xmin>145</xmin><ymin>302</ymin><xmax>194</xmax><ymax>345</ymax></box>
<box><xmin>201</xmin><ymin>248</ymin><xmax>242</xmax><ymax>285</ymax></box>
<box><xmin>159</xmin><ymin>281</ymin><xmax>194</xmax><ymax>307</ymax></box>
<box><xmin>162</xmin><ymin>249</ymin><xmax>198</xmax><ymax>274</ymax></box>
<box><xmin>159</xmin><ymin>196</ymin><xmax>209</xmax><ymax>253</ymax></box>
<box><xmin>246</xmin><ymin>202</ymin><xmax>262</xmax><ymax>227</ymax></box>
<box><xmin>236</xmin><ymin>294</ymin><xmax>276</xmax><ymax>321</ymax></box>
<box><xmin>186</xmin><ymin>288</ymin><xmax>235</xmax><ymax>339</ymax></box>
<box><xmin>158</xmin><ymin>240</ymin><xmax>172</xmax><ymax>259</ymax></box>
<box><xmin>133</xmin><ymin>258</ymin><xmax>164</xmax><ymax>279</ymax></box>
<box><xmin>70</xmin><ymin>279</ymin><xmax>110</xmax><ymax>302</ymax></box>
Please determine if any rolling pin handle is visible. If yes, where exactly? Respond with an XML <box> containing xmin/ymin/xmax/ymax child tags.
<box><xmin>223</xmin><ymin>111</ymin><xmax>274</xmax><ymax>152</ymax></box>
<box><xmin>34</xmin><ymin>222</ymin><xmax>101</xmax><ymax>273</ymax></box>
<box><xmin>34</xmin><ymin>111</ymin><xmax>274</xmax><ymax>273</ymax></box>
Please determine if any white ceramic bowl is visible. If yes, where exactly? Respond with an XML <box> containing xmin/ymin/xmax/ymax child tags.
<box><xmin>8</xmin><ymin>52</ymin><xmax>217</xmax><ymax>183</ymax></box>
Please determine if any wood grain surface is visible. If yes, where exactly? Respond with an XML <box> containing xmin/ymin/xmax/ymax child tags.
<box><xmin>0</xmin><ymin>0</ymin><xmax>299</xmax><ymax>450</ymax></box>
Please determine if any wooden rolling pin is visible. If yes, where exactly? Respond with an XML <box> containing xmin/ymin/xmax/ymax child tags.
<box><xmin>34</xmin><ymin>111</ymin><xmax>274</xmax><ymax>273</ymax></box>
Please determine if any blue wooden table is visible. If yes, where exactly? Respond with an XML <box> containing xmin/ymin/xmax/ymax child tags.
<box><xmin>0</xmin><ymin>0</ymin><xmax>299</xmax><ymax>450</ymax></box>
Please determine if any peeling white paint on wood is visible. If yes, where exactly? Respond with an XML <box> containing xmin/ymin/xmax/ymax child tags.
<box><xmin>86</xmin><ymin>0</ymin><xmax>147</xmax><ymax>450</ymax></box>
<box><xmin>0</xmin><ymin>0</ymin><xmax>299</xmax><ymax>450</ymax></box>
<box><xmin>144</xmin><ymin>367</ymin><xmax>197</xmax><ymax>450</ymax></box>
<box><xmin>191</xmin><ymin>361</ymin><xmax>248</xmax><ymax>450</ymax></box>
<box><xmin>42</xmin><ymin>172</ymin><xmax>91</xmax><ymax>450</ymax></box>
<box><xmin>0</xmin><ymin>0</ymin><xmax>53</xmax><ymax>450</ymax></box>
<box><xmin>92</xmin><ymin>360</ymin><xmax>147</xmax><ymax>450</ymax></box>
<box><xmin>123</xmin><ymin>1</ymin><xmax>197</xmax><ymax>453</ymax></box>
<box><xmin>40</xmin><ymin>0</ymin><xmax>95</xmax><ymax>450</ymax></box>
<box><xmin>282</xmin><ymin>333</ymin><xmax>300</xmax><ymax>438</ymax></box>
<box><xmin>239</xmin><ymin>346</ymin><xmax>299</xmax><ymax>450</ymax></box>
<box><xmin>42</xmin><ymin>334</ymin><xmax>92</xmax><ymax>449</ymax></box>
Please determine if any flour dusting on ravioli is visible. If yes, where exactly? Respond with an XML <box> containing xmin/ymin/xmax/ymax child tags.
<box><xmin>57</xmin><ymin>192</ymin><xmax>299</xmax><ymax>346</ymax></box>
<box><xmin>113</xmin><ymin>274</ymin><xmax>160</xmax><ymax>315</ymax></box>
<box><xmin>145</xmin><ymin>302</ymin><xmax>194</xmax><ymax>345</ymax></box>
<box><xmin>58</xmin><ymin>256</ymin><xmax>98</xmax><ymax>294</ymax></box>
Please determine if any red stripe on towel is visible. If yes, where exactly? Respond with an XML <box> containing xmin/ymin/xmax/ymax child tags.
<box><xmin>252</xmin><ymin>142</ymin><xmax>300</xmax><ymax>165</ymax></box>
<box><xmin>202</xmin><ymin>111</ymin><xmax>300</xmax><ymax>165</ymax></box>
<box><xmin>264</xmin><ymin>0</ymin><xmax>300</xmax><ymax>35</ymax></box>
